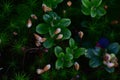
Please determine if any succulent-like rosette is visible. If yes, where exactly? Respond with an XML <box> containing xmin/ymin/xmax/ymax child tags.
<box><xmin>85</xmin><ymin>38</ymin><xmax>120</xmax><ymax>73</ymax></box>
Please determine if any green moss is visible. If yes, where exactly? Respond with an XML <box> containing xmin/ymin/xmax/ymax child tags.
<box><xmin>1</xmin><ymin>0</ymin><xmax>13</xmax><ymax>14</ymax></box>
<box><xmin>41</xmin><ymin>72</ymin><xmax>50</xmax><ymax>80</ymax></box>
<box><xmin>16</xmin><ymin>4</ymin><xmax>32</xmax><ymax>19</ymax></box>
<box><xmin>12</xmin><ymin>37</ymin><xmax>28</xmax><ymax>54</ymax></box>
<box><xmin>0</xmin><ymin>33</ymin><xmax>9</xmax><ymax>49</ymax></box>
<box><xmin>26</xmin><ymin>0</ymin><xmax>38</xmax><ymax>8</ymax></box>
<box><xmin>12</xmin><ymin>73</ymin><xmax>29</xmax><ymax>80</ymax></box>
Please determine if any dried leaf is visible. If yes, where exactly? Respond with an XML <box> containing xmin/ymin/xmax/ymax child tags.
<box><xmin>67</xmin><ymin>1</ymin><xmax>72</xmax><ymax>7</ymax></box>
<box><xmin>42</xmin><ymin>4</ymin><xmax>52</xmax><ymax>12</ymax></box>
<box><xmin>43</xmin><ymin>64</ymin><xmax>51</xmax><ymax>72</ymax></box>
<box><xmin>31</xmin><ymin>14</ymin><xmax>38</xmax><ymax>20</ymax></box>
<box><xmin>36</xmin><ymin>69</ymin><xmax>44</xmax><ymax>74</ymax></box>
<box><xmin>34</xmin><ymin>33</ymin><xmax>42</xmax><ymax>42</ymax></box>
<box><xmin>35</xmin><ymin>41</ymin><xmax>41</xmax><ymax>47</ymax></box>
<box><xmin>41</xmin><ymin>38</ymin><xmax>47</xmax><ymax>43</ymax></box>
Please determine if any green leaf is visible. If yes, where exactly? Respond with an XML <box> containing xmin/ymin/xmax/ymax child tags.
<box><xmin>74</xmin><ymin>48</ymin><xmax>86</xmax><ymax>58</ymax></box>
<box><xmin>54</xmin><ymin>46</ymin><xmax>63</xmax><ymax>57</ymax></box>
<box><xmin>66</xmin><ymin>47</ymin><xmax>72</xmax><ymax>54</ymax></box>
<box><xmin>97</xmin><ymin>7</ymin><xmax>106</xmax><ymax>17</ymax></box>
<box><xmin>36</xmin><ymin>24</ymin><xmax>49</xmax><ymax>34</ymax></box>
<box><xmin>91</xmin><ymin>7</ymin><xmax>97</xmax><ymax>17</ymax></box>
<box><xmin>48</xmin><ymin>12</ymin><xmax>59</xmax><ymax>20</ymax></box>
<box><xmin>81</xmin><ymin>5</ymin><xmax>90</xmax><ymax>15</ymax></box>
<box><xmin>55</xmin><ymin>59</ymin><xmax>64</xmax><ymax>70</ymax></box>
<box><xmin>61</xmin><ymin>28</ymin><xmax>71</xmax><ymax>40</ymax></box>
<box><xmin>43</xmin><ymin>14</ymin><xmax>52</xmax><ymax>23</ymax></box>
<box><xmin>64</xmin><ymin>60</ymin><xmax>73</xmax><ymax>68</ymax></box>
<box><xmin>69</xmin><ymin>38</ymin><xmax>75</xmax><ymax>47</ymax></box>
<box><xmin>52</xmin><ymin>0</ymin><xmax>63</xmax><ymax>8</ymax></box>
<box><xmin>57</xmin><ymin>18</ymin><xmax>71</xmax><ymax>27</ymax></box>
<box><xmin>49</xmin><ymin>27</ymin><xmax>56</xmax><ymax>38</ymax></box>
<box><xmin>85</xmin><ymin>49</ymin><xmax>96</xmax><ymax>58</ymax></box>
<box><xmin>65</xmin><ymin>53</ymin><xmax>73</xmax><ymax>61</ymax></box>
<box><xmin>92</xmin><ymin>0</ymin><xmax>102</xmax><ymax>7</ymax></box>
<box><xmin>108</xmin><ymin>42</ymin><xmax>120</xmax><ymax>54</ymax></box>
<box><xmin>104</xmin><ymin>67</ymin><xmax>115</xmax><ymax>73</ymax></box>
<box><xmin>58</xmin><ymin>52</ymin><xmax>65</xmax><ymax>58</ymax></box>
<box><xmin>89</xmin><ymin>57</ymin><xmax>101</xmax><ymax>68</ymax></box>
<box><xmin>81</xmin><ymin>0</ymin><xmax>91</xmax><ymax>8</ymax></box>
<box><xmin>43</xmin><ymin>38</ymin><xmax>54</xmax><ymax>48</ymax></box>
<box><xmin>54</xmin><ymin>0</ymin><xmax>63</xmax><ymax>4</ymax></box>
<box><xmin>91</xmin><ymin>47</ymin><xmax>101</xmax><ymax>56</ymax></box>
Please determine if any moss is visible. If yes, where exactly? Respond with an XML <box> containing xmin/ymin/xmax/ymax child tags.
<box><xmin>12</xmin><ymin>37</ymin><xmax>28</xmax><ymax>54</ymax></box>
<box><xmin>1</xmin><ymin>0</ymin><xmax>13</xmax><ymax>14</ymax></box>
<box><xmin>12</xmin><ymin>73</ymin><xmax>29</xmax><ymax>80</ymax></box>
<box><xmin>0</xmin><ymin>33</ymin><xmax>9</xmax><ymax>49</ymax></box>
<box><xmin>0</xmin><ymin>0</ymin><xmax>120</xmax><ymax>79</ymax></box>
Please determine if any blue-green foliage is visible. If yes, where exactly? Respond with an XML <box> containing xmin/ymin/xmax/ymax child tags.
<box><xmin>85</xmin><ymin>42</ymin><xmax>120</xmax><ymax>73</ymax></box>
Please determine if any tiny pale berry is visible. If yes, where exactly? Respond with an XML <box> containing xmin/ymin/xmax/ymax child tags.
<box><xmin>31</xmin><ymin>14</ymin><xmax>38</xmax><ymax>20</ymax></box>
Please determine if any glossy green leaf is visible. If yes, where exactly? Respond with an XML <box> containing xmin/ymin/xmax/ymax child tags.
<box><xmin>49</xmin><ymin>27</ymin><xmax>56</xmax><ymax>38</ymax></box>
<box><xmin>66</xmin><ymin>47</ymin><xmax>72</xmax><ymax>54</ymax></box>
<box><xmin>43</xmin><ymin>14</ymin><xmax>52</xmax><ymax>23</ymax></box>
<box><xmin>58</xmin><ymin>52</ymin><xmax>65</xmax><ymax>58</ymax></box>
<box><xmin>74</xmin><ymin>48</ymin><xmax>86</xmax><ymax>58</ymax></box>
<box><xmin>48</xmin><ymin>12</ymin><xmax>59</xmax><ymax>20</ymax></box>
<box><xmin>89</xmin><ymin>57</ymin><xmax>101</xmax><ymax>68</ymax></box>
<box><xmin>43</xmin><ymin>38</ymin><xmax>54</xmax><ymax>48</ymax></box>
<box><xmin>92</xmin><ymin>0</ymin><xmax>102</xmax><ymax>7</ymax></box>
<box><xmin>108</xmin><ymin>42</ymin><xmax>120</xmax><ymax>54</ymax></box>
<box><xmin>57</xmin><ymin>18</ymin><xmax>71</xmax><ymax>27</ymax></box>
<box><xmin>81</xmin><ymin>0</ymin><xmax>91</xmax><ymax>8</ymax></box>
<box><xmin>93</xmin><ymin>47</ymin><xmax>101</xmax><ymax>56</ymax></box>
<box><xmin>104</xmin><ymin>67</ymin><xmax>115</xmax><ymax>73</ymax></box>
<box><xmin>54</xmin><ymin>46</ymin><xmax>63</xmax><ymax>57</ymax></box>
<box><xmin>65</xmin><ymin>53</ymin><xmax>73</xmax><ymax>61</ymax></box>
<box><xmin>69</xmin><ymin>38</ymin><xmax>75</xmax><ymax>47</ymax></box>
<box><xmin>97</xmin><ymin>7</ymin><xmax>106</xmax><ymax>17</ymax></box>
<box><xmin>51</xmin><ymin>0</ymin><xmax>63</xmax><ymax>8</ymax></box>
<box><xmin>85</xmin><ymin>49</ymin><xmax>97</xmax><ymax>58</ymax></box>
<box><xmin>91</xmin><ymin>7</ymin><xmax>97</xmax><ymax>17</ymax></box>
<box><xmin>55</xmin><ymin>59</ymin><xmax>64</xmax><ymax>70</ymax></box>
<box><xmin>81</xmin><ymin>5</ymin><xmax>90</xmax><ymax>15</ymax></box>
<box><xmin>36</xmin><ymin>24</ymin><xmax>49</xmax><ymax>34</ymax></box>
<box><xmin>61</xmin><ymin>28</ymin><xmax>71</xmax><ymax>40</ymax></box>
<box><xmin>64</xmin><ymin>60</ymin><xmax>73</xmax><ymax>68</ymax></box>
